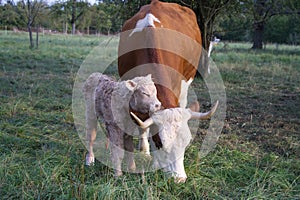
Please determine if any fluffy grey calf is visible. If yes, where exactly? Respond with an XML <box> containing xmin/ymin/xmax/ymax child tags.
<box><xmin>83</xmin><ymin>73</ymin><xmax>161</xmax><ymax>176</ymax></box>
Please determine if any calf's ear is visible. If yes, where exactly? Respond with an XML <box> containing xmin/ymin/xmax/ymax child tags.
<box><xmin>125</xmin><ymin>80</ymin><xmax>137</xmax><ymax>91</ymax></box>
<box><xmin>146</xmin><ymin>74</ymin><xmax>152</xmax><ymax>80</ymax></box>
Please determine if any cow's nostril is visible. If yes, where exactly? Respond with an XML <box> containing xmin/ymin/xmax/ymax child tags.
<box><xmin>155</xmin><ymin>104</ymin><xmax>161</xmax><ymax>108</ymax></box>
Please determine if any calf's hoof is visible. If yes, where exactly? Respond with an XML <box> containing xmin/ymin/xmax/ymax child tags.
<box><xmin>114</xmin><ymin>170</ymin><xmax>123</xmax><ymax>177</ymax></box>
<box><xmin>128</xmin><ymin>161</ymin><xmax>136</xmax><ymax>173</ymax></box>
<box><xmin>85</xmin><ymin>154</ymin><xmax>95</xmax><ymax>166</ymax></box>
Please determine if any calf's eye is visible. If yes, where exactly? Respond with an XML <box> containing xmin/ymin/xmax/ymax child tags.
<box><xmin>143</xmin><ymin>92</ymin><xmax>150</xmax><ymax>97</ymax></box>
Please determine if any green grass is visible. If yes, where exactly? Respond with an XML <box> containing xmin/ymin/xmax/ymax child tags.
<box><xmin>0</xmin><ymin>31</ymin><xmax>299</xmax><ymax>199</ymax></box>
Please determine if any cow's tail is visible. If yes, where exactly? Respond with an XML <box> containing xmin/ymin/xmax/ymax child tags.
<box><xmin>82</xmin><ymin>72</ymin><xmax>102</xmax><ymax>166</ymax></box>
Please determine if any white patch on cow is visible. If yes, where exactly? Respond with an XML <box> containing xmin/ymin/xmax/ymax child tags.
<box><xmin>208</xmin><ymin>37</ymin><xmax>220</xmax><ymax>57</ymax></box>
<box><xmin>179</xmin><ymin>78</ymin><xmax>193</xmax><ymax>108</ymax></box>
<box><xmin>207</xmin><ymin>37</ymin><xmax>220</xmax><ymax>74</ymax></box>
<box><xmin>129</xmin><ymin>13</ymin><xmax>161</xmax><ymax>37</ymax></box>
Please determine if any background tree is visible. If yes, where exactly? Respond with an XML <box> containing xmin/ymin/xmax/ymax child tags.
<box><xmin>240</xmin><ymin>0</ymin><xmax>300</xmax><ymax>49</ymax></box>
<box><xmin>16</xmin><ymin>0</ymin><xmax>46</xmax><ymax>48</ymax></box>
<box><xmin>1</xmin><ymin>0</ymin><xmax>299</xmax><ymax>47</ymax></box>
<box><xmin>0</xmin><ymin>1</ymin><xmax>19</xmax><ymax>30</ymax></box>
<box><xmin>180</xmin><ymin>0</ymin><xmax>240</xmax><ymax>50</ymax></box>
<box><xmin>216</xmin><ymin>12</ymin><xmax>252</xmax><ymax>42</ymax></box>
<box><xmin>50</xmin><ymin>0</ymin><xmax>89</xmax><ymax>34</ymax></box>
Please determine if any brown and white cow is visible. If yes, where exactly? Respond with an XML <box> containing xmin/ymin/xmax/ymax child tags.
<box><xmin>118</xmin><ymin>0</ymin><xmax>216</xmax><ymax>182</ymax></box>
<box><xmin>118</xmin><ymin>0</ymin><xmax>202</xmax><ymax>108</ymax></box>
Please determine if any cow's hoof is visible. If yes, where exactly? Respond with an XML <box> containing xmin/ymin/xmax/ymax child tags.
<box><xmin>174</xmin><ymin>177</ymin><xmax>187</xmax><ymax>183</ymax></box>
<box><xmin>85</xmin><ymin>154</ymin><xmax>95</xmax><ymax>166</ymax></box>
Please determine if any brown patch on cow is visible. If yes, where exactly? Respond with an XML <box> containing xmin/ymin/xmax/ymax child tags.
<box><xmin>118</xmin><ymin>0</ymin><xmax>202</xmax><ymax>152</ymax></box>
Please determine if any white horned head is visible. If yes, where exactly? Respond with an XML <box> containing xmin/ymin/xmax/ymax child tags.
<box><xmin>130</xmin><ymin>101</ymin><xmax>219</xmax><ymax>183</ymax></box>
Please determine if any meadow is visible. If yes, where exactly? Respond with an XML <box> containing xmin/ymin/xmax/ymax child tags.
<box><xmin>0</xmin><ymin>32</ymin><xmax>299</xmax><ymax>199</ymax></box>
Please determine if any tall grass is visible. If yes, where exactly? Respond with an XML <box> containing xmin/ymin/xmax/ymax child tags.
<box><xmin>0</xmin><ymin>32</ymin><xmax>299</xmax><ymax>199</ymax></box>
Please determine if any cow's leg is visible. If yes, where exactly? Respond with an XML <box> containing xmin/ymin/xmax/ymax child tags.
<box><xmin>139</xmin><ymin>128</ymin><xmax>150</xmax><ymax>156</ymax></box>
<box><xmin>108</xmin><ymin>126</ymin><xmax>125</xmax><ymax>177</ymax></box>
<box><xmin>124</xmin><ymin>134</ymin><xmax>136</xmax><ymax>172</ymax></box>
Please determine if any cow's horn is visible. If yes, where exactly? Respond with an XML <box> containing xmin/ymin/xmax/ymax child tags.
<box><xmin>130</xmin><ymin>112</ymin><xmax>154</xmax><ymax>129</ymax></box>
<box><xmin>190</xmin><ymin>100</ymin><xmax>219</xmax><ymax>120</ymax></box>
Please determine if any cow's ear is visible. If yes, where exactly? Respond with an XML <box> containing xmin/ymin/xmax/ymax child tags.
<box><xmin>188</xmin><ymin>101</ymin><xmax>200</xmax><ymax>112</ymax></box>
<box><xmin>125</xmin><ymin>80</ymin><xmax>137</xmax><ymax>91</ymax></box>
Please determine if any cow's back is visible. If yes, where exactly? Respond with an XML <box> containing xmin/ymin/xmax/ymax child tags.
<box><xmin>122</xmin><ymin>0</ymin><xmax>200</xmax><ymax>43</ymax></box>
<box><xmin>118</xmin><ymin>0</ymin><xmax>201</xmax><ymax>108</ymax></box>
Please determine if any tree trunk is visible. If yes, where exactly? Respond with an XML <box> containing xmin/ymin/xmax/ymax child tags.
<box><xmin>252</xmin><ymin>21</ymin><xmax>264</xmax><ymax>49</ymax></box>
<box><xmin>71</xmin><ymin>0</ymin><xmax>76</xmax><ymax>35</ymax></box>
<box><xmin>36</xmin><ymin>25</ymin><xmax>39</xmax><ymax>49</ymax></box>
<box><xmin>196</xmin><ymin>16</ymin><xmax>211</xmax><ymax>78</ymax></box>
<box><xmin>65</xmin><ymin>22</ymin><xmax>68</xmax><ymax>34</ymax></box>
<box><xmin>28</xmin><ymin>24</ymin><xmax>34</xmax><ymax>49</ymax></box>
<box><xmin>252</xmin><ymin>0</ymin><xmax>265</xmax><ymax>49</ymax></box>
<box><xmin>72</xmin><ymin>23</ymin><xmax>76</xmax><ymax>35</ymax></box>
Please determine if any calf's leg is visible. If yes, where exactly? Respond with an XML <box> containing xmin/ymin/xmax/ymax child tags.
<box><xmin>84</xmin><ymin>88</ymin><xmax>97</xmax><ymax>166</ymax></box>
<box><xmin>124</xmin><ymin>134</ymin><xmax>136</xmax><ymax>172</ymax></box>
<box><xmin>83</xmin><ymin>73</ymin><xmax>101</xmax><ymax>166</ymax></box>
<box><xmin>107</xmin><ymin>125</ymin><xmax>125</xmax><ymax>177</ymax></box>
<box><xmin>85</xmin><ymin>114</ymin><xmax>97</xmax><ymax>165</ymax></box>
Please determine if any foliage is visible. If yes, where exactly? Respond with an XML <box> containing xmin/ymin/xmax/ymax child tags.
<box><xmin>181</xmin><ymin>0</ymin><xmax>240</xmax><ymax>49</ymax></box>
<box><xmin>0</xmin><ymin>0</ymin><xmax>299</xmax><ymax>45</ymax></box>
<box><xmin>49</xmin><ymin>0</ymin><xmax>90</xmax><ymax>34</ymax></box>
<box><xmin>238</xmin><ymin>0</ymin><xmax>300</xmax><ymax>48</ymax></box>
<box><xmin>216</xmin><ymin>13</ymin><xmax>252</xmax><ymax>42</ymax></box>
<box><xmin>0</xmin><ymin>2</ymin><xmax>20</xmax><ymax>28</ymax></box>
<box><xmin>0</xmin><ymin>32</ymin><xmax>299</xmax><ymax>199</ymax></box>
<box><xmin>265</xmin><ymin>14</ymin><xmax>300</xmax><ymax>44</ymax></box>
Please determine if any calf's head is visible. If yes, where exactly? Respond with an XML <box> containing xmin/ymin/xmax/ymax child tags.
<box><xmin>129</xmin><ymin>74</ymin><xmax>161</xmax><ymax>114</ymax></box>
<box><xmin>131</xmin><ymin>101</ymin><xmax>219</xmax><ymax>183</ymax></box>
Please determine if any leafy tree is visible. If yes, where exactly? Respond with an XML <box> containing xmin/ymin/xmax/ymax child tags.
<box><xmin>50</xmin><ymin>0</ymin><xmax>89</xmax><ymax>34</ymax></box>
<box><xmin>70</xmin><ymin>0</ymin><xmax>89</xmax><ymax>34</ymax></box>
<box><xmin>216</xmin><ymin>13</ymin><xmax>252</xmax><ymax>42</ymax></box>
<box><xmin>240</xmin><ymin>0</ymin><xmax>300</xmax><ymax>49</ymax></box>
<box><xmin>265</xmin><ymin>14</ymin><xmax>300</xmax><ymax>44</ymax></box>
<box><xmin>0</xmin><ymin>1</ymin><xmax>19</xmax><ymax>29</ymax></box>
<box><xmin>180</xmin><ymin>0</ymin><xmax>240</xmax><ymax>50</ymax></box>
<box><xmin>16</xmin><ymin>0</ymin><xmax>46</xmax><ymax>48</ymax></box>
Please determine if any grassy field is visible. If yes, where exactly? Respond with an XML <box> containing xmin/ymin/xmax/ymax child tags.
<box><xmin>0</xmin><ymin>32</ymin><xmax>299</xmax><ymax>199</ymax></box>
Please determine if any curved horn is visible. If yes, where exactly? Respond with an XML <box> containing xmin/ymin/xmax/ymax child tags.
<box><xmin>130</xmin><ymin>112</ymin><xmax>154</xmax><ymax>129</ymax></box>
<box><xmin>190</xmin><ymin>100</ymin><xmax>219</xmax><ymax>120</ymax></box>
